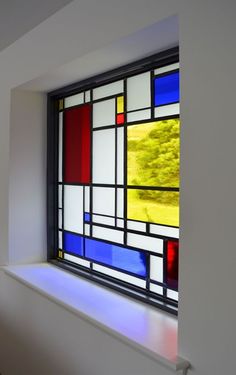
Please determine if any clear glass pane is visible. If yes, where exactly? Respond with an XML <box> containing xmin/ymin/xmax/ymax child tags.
<box><xmin>127</xmin><ymin>119</ymin><xmax>180</xmax><ymax>187</ymax></box>
<box><xmin>127</xmin><ymin>189</ymin><xmax>179</xmax><ymax>227</ymax></box>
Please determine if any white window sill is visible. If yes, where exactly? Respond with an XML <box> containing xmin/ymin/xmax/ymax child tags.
<box><xmin>4</xmin><ymin>263</ymin><xmax>189</xmax><ymax>373</ymax></box>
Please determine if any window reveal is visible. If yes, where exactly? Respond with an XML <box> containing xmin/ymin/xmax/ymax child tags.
<box><xmin>49</xmin><ymin>49</ymin><xmax>180</xmax><ymax>314</ymax></box>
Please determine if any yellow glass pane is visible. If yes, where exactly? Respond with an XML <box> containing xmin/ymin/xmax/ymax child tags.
<box><xmin>59</xmin><ymin>99</ymin><xmax>64</xmax><ymax>111</ymax></box>
<box><xmin>58</xmin><ymin>250</ymin><xmax>63</xmax><ymax>258</ymax></box>
<box><xmin>127</xmin><ymin>189</ymin><xmax>179</xmax><ymax>227</ymax></box>
<box><xmin>127</xmin><ymin>119</ymin><xmax>180</xmax><ymax>187</ymax></box>
<box><xmin>117</xmin><ymin>96</ymin><xmax>124</xmax><ymax>114</ymax></box>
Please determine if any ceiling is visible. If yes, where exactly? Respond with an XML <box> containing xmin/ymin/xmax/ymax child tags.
<box><xmin>0</xmin><ymin>0</ymin><xmax>73</xmax><ymax>52</ymax></box>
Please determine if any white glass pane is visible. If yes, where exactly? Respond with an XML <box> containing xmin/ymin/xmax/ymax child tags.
<box><xmin>93</xmin><ymin>80</ymin><xmax>123</xmax><ymax>100</ymax></box>
<box><xmin>64</xmin><ymin>185</ymin><xmax>83</xmax><ymax>234</ymax></box>
<box><xmin>127</xmin><ymin>220</ymin><xmax>146</xmax><ymax>232</ymax></box>
<box><xmin>150</xmin><ymin>283</ymin><xmax>163</xmax><ymax>295</ymax></box>
<box><xmin>117</xmin><ymin>219</ymin><xmax>124</xmax><ymax>228</ymax></box>
<box><xmin>92</xmin><ymin>215</ymin><xmax>115</xmax><ymax>226</ymax></box>
<box><xmin>154</xmin><ymin>103</ymin><xmax>180</xmax><ymax>118</ymax></box>
<box><xmin>58</xmin><ymin>185</ymin><xmax>62</xmax><ymax>208</ymax></box>
<box><xmin>167</xmin><ymin>289</ymin><xmax>178</xmax><ymax>301</ymax></box>
<box><xmin>127</xmin><ymin>233</ymin><xmax>163</xmax><ymax>254</ymax></box>
<box><xmin>85</xmin><ymin>186</ymin><xmax>90</xmax><ymax>212</ymax></box>
<box><xmin>154</xmin><ymin>63</ymin><xmax>179</xmax><ymax>76</ymax></box>
<box><xmin>64</xmin><ymin>92</ymin><xmax>84</xmax><ymax>108</ymax></box>
<box><xmin>93</xmin><ymin>187</ymin><xmax>115</xmax><ymax>216</ymax></box>
<box><xmin>93</xmin><ymin>264</ymin><xmax>146</xmax><ymax>288</ymax></box>
<box><xmin>58</xmin><ymin>112</ymin><xmax>63</xmax><ymax>182</ymax></box>
<box><xmin>93</xmin><ymin>226</ymin><xmax>123</xmax><ymax>244</ymax></box>
<box><xmin>85</xmin><ymin>224</ymin><xmax>90</xmax><ymax>236</ymax></box>
<box><xmin>93</xmin><ymin>128</ymin><xmax>115</xmax><ymax>184</ymax></box>
<box><xmin>117</xmin><ymin>127</ymin><xmax>124</xmax><ymax>185</ymax></box>
<box><xmin>127</xmin><ymin>109</ymin><xmax>151</xmax><ymax>123</ymax></box>
<box><xmin>127</xmin><ymin>72</ymin><xmax>150</xmax><ymax>111</ymax></box>
<box><xmin>93</xmin><ymin>99</ymin><xmax>115</xmax><ymax>128</ymax></box>
<box><xmin>150</xmin><ymin>256</ymin><xmax>163</xmax><ymax>283</ymax></box>
<box><xmin>58</xmin><ymin>209</ymin><xmax>62</xmax><ymax>229</ymax></box>
<box><xmin>117</xmin><ymin>188</ymin><xmax>124</xmax><ymax>218</ymax></box>
<box><xmin>85</xmin><ymin>90</ymin><xmax>91</xmax><ymax>102</ymax></box>
<box><xmin>58</xmin><ymin>231</ymin><xmax>62</xmax><ymax>249</ymax></box>
<box><xmin>150</xmin><ymin>224</ymin><xmax>179</xmax><ymax>239</ymax></box>
<box><xmin>64</xmin><ymin>253</ymin><xmax>90</xmax><ymax>268</ymax></box>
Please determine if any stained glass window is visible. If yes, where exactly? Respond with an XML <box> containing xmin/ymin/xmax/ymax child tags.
<box><xmin>48</xmin><ymin>48</ymin><xmax>180</xmax><ymax>314</ymax></box>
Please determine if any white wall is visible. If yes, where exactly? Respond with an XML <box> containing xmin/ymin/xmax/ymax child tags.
<box><xmin>0</xmin><ymin>0</ymin><xmax>236</xmax><ymax>374</ymax></box>
<box><xmin>9</xmin><ymin>90</ymin><xmax>47</xmax><ymax>264</ymax></box>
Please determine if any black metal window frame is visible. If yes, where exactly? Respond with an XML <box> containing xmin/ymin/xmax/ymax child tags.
<box><xmin>47</xmin><ymin>46</ymin><xmax>179</xmax><ymax>315</ymax></box>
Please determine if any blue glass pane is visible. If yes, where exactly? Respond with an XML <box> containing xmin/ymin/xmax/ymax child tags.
<box><xmin>155</xmin><ymin>72</ymin><xmax>179</xmax><ymax>106</ymax></box>
<box><xmin>85</xmin><ymin>238</ymin><xmax>147</xmax><ymax>277</ymax></box>
<box><xmin>64</xmin><ymin>231</ymin><xmax>83</xmax><ymax>256</ymax></box>
<box><xmin>84</xmin><ymin>212</ymin><xmax>90</xmax><ymax>222</ymax></box>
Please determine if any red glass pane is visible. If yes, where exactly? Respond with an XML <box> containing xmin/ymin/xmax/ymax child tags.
<box><xmin>64</xmin><ymin>104</ymin><xmax>91</xmax><ymax>183</ymax></box>
<box><xmin>117</xmin><ymin>113</ymin><xmax>124</xmax><ymax>125</ymax></box>
<box><xmin>167</xmin><ymin>240</ymin><xmax>179</xmax><ymax>289</ymax></box>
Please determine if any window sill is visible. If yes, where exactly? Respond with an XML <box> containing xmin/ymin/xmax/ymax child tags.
<box><xmin>4</xmin><ymin>263</ymin><xmax>189</xmax><ymax>373</ymax></box>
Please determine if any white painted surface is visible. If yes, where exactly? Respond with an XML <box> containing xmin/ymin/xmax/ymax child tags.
<box><xmin>5</xmin><ymin>264</ymin><xmax>178</xmax><ymax>362</ymax></box>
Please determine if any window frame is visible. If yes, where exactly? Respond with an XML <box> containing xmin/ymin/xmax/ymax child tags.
<box><xmin>47</xmin><ymin>46</ymin><xmax>179</xmax><ymax>315</ymax></box>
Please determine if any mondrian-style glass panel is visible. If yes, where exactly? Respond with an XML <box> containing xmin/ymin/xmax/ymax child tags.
<box><xmin>52</xmin><ymin>51</ymin><xmax>180</xmax><ymax>313</ymax></box>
